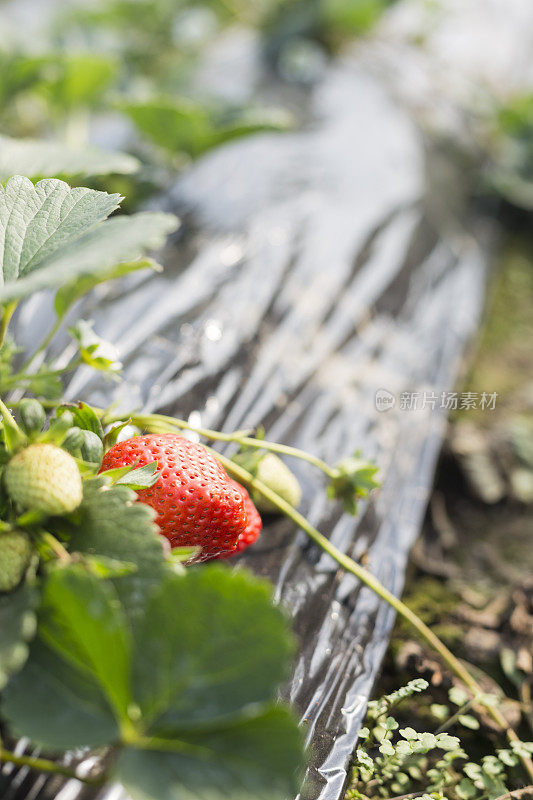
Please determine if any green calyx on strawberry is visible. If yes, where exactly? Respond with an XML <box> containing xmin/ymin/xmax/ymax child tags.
<box><xmin>4</xmin><ymin>443</ymin><xmax>83</xmax><ymax>516</ymax></box>
<box><xmin>327</xmin><ymin>454</ymin><xmax>380</xmax><ymax>515</ymax></box>
<box><xmin>232</xmin><ymin>450</ymin><xmax>302</xmax><ymax>513</ymax></box>
<box><xmin>100</xmin><ymin>434</ymin><xmax>257</xmax><ymax>562</ymax></box>
<box><xmin>0</xmin><ymin>529</ymin><xmax>32</xmax><ymax>592</ymax></box>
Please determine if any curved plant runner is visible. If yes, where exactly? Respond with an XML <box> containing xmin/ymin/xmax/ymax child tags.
<box><xmin>0</xmin><ymin>176</ymin><xmax>305</xmax><ymax>800</ymax></box>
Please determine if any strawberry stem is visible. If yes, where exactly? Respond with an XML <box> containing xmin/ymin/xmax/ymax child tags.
<box><xmin>0</xmin><ymin>398</ymin><xmax>27</xmax><ymax>450</ymax></box>
<box><xmin>0</xmin><ymin>745</ymin><xmax>105</xmax><ymax>784</ymax></box>
<box><xmin>0</xmin><ymin>301</ymin><xmax>18</xmax><ymax>349</ymax></box>
<box><xmin>106</xmin><ymin>411</ymin><xmax>337</xmax><ymax>478</ymax></box>
<box><xmin>40</xmin><ymin>531</ymin><xmax>72</xmax><ymax>563</ymax></box>
<box><xmin>213</xmin><ymin>450</ymin><xmax>533</xmax><ymax>783</ymax></box>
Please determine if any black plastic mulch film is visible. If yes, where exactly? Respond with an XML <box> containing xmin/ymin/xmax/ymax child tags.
<box><xmin>2</xmin><ymin>62</ymin><xmax>487</xmax><ymax>800</ymax></box>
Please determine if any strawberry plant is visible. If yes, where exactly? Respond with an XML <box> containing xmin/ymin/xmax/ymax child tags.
<box><xmin>0</xmin><ymin>171</ymin><xmax>532</xmax><ymax>799</ymax></box>
<box><xmin>0</xmin><ymin>173</ymin><xmax>305</xmax><ymax>798</ymax></box>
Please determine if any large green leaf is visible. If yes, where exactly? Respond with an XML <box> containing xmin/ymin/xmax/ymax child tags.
<box><xmin>6</xmin><ymin>211</ymin><xmax>176</xmax><ymax>298</ymax></box>
<box><xmin>0</xmin><ymin>581</ymin><xmax>38</xmax><ymax>690</ymax></box>
<box><xmin>70</xmin><ymin>478</ymin><xmax>165</xmax><ymax>584</ymax></box>
<box><xmin>0</xmin><ymin>134</ymin><xmax>139</xmax><ymax>181</ymax></box>
<box><xmin>117</xmin><ymin>706</ymin><xmax>304</xmax><ymax>800</ymax></box>
<box><xmin>0</xmin><ymin>176</ymin><xmax>120</xmax><ymax>284</ymax></box>
<box><xmin>0</xmin><ymin>177</ymin><xmax>178</xmax><ymax>302</ymax></box>
<box><xmin>2</xmin><ymin>564</ymin><xmax>304</xmax><ymax>791</ymax></box>
<box><xmin>38</xmin><ymin>565</ymin><xmax>132</xmax><ymax>720</ymax></box>
<box><xmin>130</xmin><ymin>567</ymin><xmax>294</xmax><ymax>731</ymax></box>
<box><xmin>2</xmin><ymin>637</ymin><xmax>118</xmax><ymax>749</ymax></box>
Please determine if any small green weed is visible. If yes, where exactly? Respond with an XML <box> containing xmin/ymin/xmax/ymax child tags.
<box><xmin>346</xmin><ymin>679</ymin><xmax>533</xmax><ymax>800</ymax></box>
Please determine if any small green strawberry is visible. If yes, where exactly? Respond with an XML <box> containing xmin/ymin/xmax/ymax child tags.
<box><xmin>61</xmin><ymin>427</ymin><xmax>85</xmax><ymax>455</ymax></box>
<box><xmin>233</xmin><ymin>451</ymin><xmax>302</xmax><ymax>513</ymax></box>
<box><xmin>18</xmin><ymin>399</ymin><xmax>46</xmax><ymax>437</ymax></box>
<box><xmin>79</xmin><ymin>430</ymin><xmax>104</xmax><ymax>464</ymax></box>
<box><xmin>4</xmin><ymin>443</ymin><xmax>83</xmax><ymax>515</ymax></box>
<box><xmin>0</xmin><ymin>529</ymin><xmax>32</xmax><ymax>592</ymax></box>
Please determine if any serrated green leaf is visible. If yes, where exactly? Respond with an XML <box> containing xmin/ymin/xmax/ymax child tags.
<box><xmin>0</xmin><ymin>177</ymin><xmax>178</xmax><ymax>302</ymax></box>
<box><xmin>2</xmin><ymin>636</ymin><xmax>118</xmax><ymax>749</ymax></box>
<box><xmin>55</xmin><ymin>258</ymin><xmax>159</xmax><ymax>319</ymax></box>
<box><xmin>0</xmin><ymin>580</ymin><xmax>38</xmax><ymax>690</ymax></box>
<box><xmin>2</xmin><ymin>562</ymin><xmax>303</xmax><ymax>791</ymax></box>
<box><xmin>0</xmin><ymin>134</ymin><xmax>139</xmax><ymax>182</ymax></box>
<box><xmin>69</xmin><ymin>478</ymin><xmax>164</xmax><ymax>597</ymax></box>
<box><xmin>39</xmin><ymin>565</ymin><xmax>132</xmax><ymax>721</ymax></box>
<box><xmin>117</xmin><ymin>706</ymin><xmax>303</xmax><ymax>800</ymax></box>
<box><xmin>130</xmin><ymin>567</ymin><xmax>294</xmax><ymax>731</ymax></box>
<box><xmin>0</xmin><ymin>176</ymin><xmax>120</xmax><ymax>284</ymax></box>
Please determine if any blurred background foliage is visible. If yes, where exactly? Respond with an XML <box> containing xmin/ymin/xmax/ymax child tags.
<box><xmin>0</xmin><ymin>0</ymin><xmax>532</xmax><ymax>214</ymax></box>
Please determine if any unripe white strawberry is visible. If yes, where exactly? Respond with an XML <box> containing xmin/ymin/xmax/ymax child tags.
<box><xmin>4</xmin><ymin>443</ymin><xmax>83</xmax><ymax>515</ymax></box>
<box><xmin>252</xmin><ymin>453</ymin><xmax>302</xmax><ymax>513</ymax></box>
<box><xmin>0</xmin><ymin>530</ymin><xmax>32</xmax><ymax>592</ymax></box>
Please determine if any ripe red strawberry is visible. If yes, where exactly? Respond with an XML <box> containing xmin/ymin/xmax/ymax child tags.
<box><xmin>217</xmin><ymin>480</ymin><xmax>262</xmax><ymax>558</ymax></box>
<box><xmin>100</xmin><ymin>434</ymin><xmax>246</xmax><ymax>562</ymax></box>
